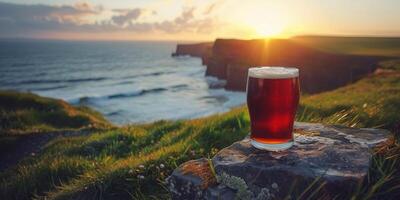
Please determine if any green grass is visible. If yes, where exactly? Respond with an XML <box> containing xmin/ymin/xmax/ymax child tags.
<box><xmin>292</xmin><ymin>36</ymin><xmax>400</xmax><ymax>57</ymax></box>
<box><xmin>379</xmin><ymin>59</ymin><xmax>400</xmax><ymax>71</ymax></box>
<box><xmin>0</xmin><ymin>90</ymin><xmax>110</xmax><ymax>135</ymax></box>
<box><xmin>0</xmin><ymin>113</ymin><xmax>249</xmax><ymax>199</ymax></box>
<box><xmin>0</xmin><ymin>90</ymin><xmax>112</xmax><ymax>155</ymax></box>
<box><xmin>1</xmin><ymin>68</ymin><xmax>400</xmax><ymax>199</ymax></box>
<box><xmin>298</xmin><ymin>69</ymin><xmax>400</xmax><ymax>129</ymax></box>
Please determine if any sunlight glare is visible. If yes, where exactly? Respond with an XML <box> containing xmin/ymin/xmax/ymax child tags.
<box><xmin>253</xmin><ymin>20</ymin><xmax>285</xmax><ymax>37</ymax></box>
<box><xmin>239</xmin><ymin>6</ymin><xmax>287</xmax><ymax>38</ymax></box>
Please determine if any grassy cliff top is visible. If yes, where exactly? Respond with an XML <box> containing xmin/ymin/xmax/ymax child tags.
<box><xmin>292</xmin><ymin>36</ymin><xmax>400</xmax><ymax>57</ymax></box>
<box><xmin>0</xmin><ymin>90</ymin><xmax>110</xmax><ymax>135</ymax></box>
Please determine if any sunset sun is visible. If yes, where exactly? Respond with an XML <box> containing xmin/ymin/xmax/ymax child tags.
<box><xmin>239</xmin><ymin>8</ymin><xmax>287</xmax><ymax>38</ymax></box>
<box><xmin>252</xmin><ymin>21</ymin><xmax>285</xmax><ymax>37</ymax></box>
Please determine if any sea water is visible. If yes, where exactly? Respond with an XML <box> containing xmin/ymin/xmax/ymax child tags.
<box><xmin>0</xmin><ymin>39</ymin><xmax>246</xmax><ymax>124</ymax></box>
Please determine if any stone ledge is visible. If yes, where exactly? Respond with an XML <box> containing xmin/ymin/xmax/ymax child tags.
<box><xmin>167</xmin><ymin>122</ymin><xmax>392</xmax><ymax>200</ymax></box>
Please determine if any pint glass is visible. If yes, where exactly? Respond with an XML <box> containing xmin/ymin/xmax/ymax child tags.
<box><xmin>247</xmin><ymin>66</ymin><xmax>300</xmax><ymax>151</ymax></box>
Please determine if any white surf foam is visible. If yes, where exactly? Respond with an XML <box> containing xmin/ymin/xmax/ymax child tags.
<box><xmin>248</xmin><ymin>66</ymin><xmax>299</xmax><ymax>79</ymax></box>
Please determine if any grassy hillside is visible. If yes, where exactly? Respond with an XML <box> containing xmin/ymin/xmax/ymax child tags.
<box><xmin>299</xmin><ymin>71</ymin><xmax>400</xmax><ymax>129</ymax></box>
<box><xmin>292</xmin><ymin>36</ymin><xmax>400</xmax><ymax>57</ymax></box>
<box><xmin>0</xmin><ymin>91</ymin><xmax>112</xmax><ymax>156</ymax></box>
<box><xmin>0</xmin><ymin>90</ymin><xmax>110</xmax><ymax>135</ymax></box>
<box><xmin>0</xmin><ymin>66</ymin><xmax>399</xmax><ymax>199</ymax></box>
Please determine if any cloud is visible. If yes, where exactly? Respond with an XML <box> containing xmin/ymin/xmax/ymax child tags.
<box><xmin>0</xmin><ymin>1</ymin><xmax>103</xmax><ymax>36</ymax></box>
<box><xmin>203</xmin><ymin>0</ymin><xmax>225</xmax><ymax>15</ymax></box>
<box><xmin>204</xmin><ymin>3</ymin><xmax>216</xmax><ymax>15</ymax></box>
<box><xmin>0</xmin><ymin>2</ymin><xmax>100</xmax><ymax>23</ymax></box>
<box><xmin>111</xmin><ymin>8</ymin><xmax>143</xmax><ymax>26</ymax></box>
<box><xmin>0</xmin><ymin>2</ymin><xmax>220</xmax><ymax>38</ymax></box>
<box><xmin>174</xmin><ymin>7</ymin><xmax>195</xmax><ymax>25</ymax></box>
<box><xmin>151</xmin><ymin>7</ymin><xmax>219</xmax><ymax>34</ymax></box>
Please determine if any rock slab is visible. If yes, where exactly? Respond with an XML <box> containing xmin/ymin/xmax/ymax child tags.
<box><xmin>167</xmin><ymin>122</ymin><xmax>391</xmax><ymax>199</ymax></box>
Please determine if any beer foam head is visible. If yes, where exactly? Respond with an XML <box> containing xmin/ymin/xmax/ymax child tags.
<box><xmin>248</xmin><ymin>66</ymin><xmax>299</xmax><ymax>79</ymax></box>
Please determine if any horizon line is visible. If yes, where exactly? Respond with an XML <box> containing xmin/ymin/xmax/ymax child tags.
<box><xmin>1</xmin><ymin>33</ymin><xmax>400</xmax><ymax>43</ymax></box>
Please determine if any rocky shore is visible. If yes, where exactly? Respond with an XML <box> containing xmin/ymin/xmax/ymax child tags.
<box><xmin>172</xmin><ymin>38</ymin><xmax>382</xmax><ymax>93</ymax></box>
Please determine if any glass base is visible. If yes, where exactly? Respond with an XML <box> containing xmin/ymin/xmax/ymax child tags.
<box><xmin>250</xmin><ymin>139</ymin><xmax>293</xmax><ymax>151</ymax></box>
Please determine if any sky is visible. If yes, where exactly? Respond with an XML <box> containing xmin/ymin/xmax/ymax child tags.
<box><xmin>0</xmin><ymin>0</ymin><xmax>399</xmax><ymax>41</ymax></box>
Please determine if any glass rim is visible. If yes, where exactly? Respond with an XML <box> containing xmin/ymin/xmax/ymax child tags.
<box><xmin>248</xmin><ymin>66</ymin><xmax>299</xmax><ymax>79</ymax></box>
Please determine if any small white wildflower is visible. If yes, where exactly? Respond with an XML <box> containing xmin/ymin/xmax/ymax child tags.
<box><xmin>138</xmin><ymin>164</ymin><xmax>145</xmax><ymax>169</ymax></box>
<box><xmin>160</xmin><ymin>164</ymin><xmax>165</xmax><ymax>169</ymax></box>
<box><xmin>137</xmin><ymin>175</ymin><xmax>145</xmax><ymax>179</ymax></box>
<box><xmin>128</xmin><ymin>169</ymin><xmax>134</xmax><ymax>174</ymax></box>
<box><xmin>271</xmin><ymin>183</ymin><xmax>278</xmax><ymax>190</ymax></box>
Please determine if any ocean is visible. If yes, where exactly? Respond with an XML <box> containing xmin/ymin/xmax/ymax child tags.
<box><xmin>0</xmin><ymin>39</ymin><xmax>246</xmax><ymax>124</ymax></box>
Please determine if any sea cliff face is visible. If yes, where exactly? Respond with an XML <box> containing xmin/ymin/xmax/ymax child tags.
<box><xmin>172</xmin><ymin>38</ymin><xmax>381</xmax><ymax>94</ymax></box>
<box><xmin>171</xmin><ymin>42</ymin><xmax>213</xmax><ymax>58</ymax></box>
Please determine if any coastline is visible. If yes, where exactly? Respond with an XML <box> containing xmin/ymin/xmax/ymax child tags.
<box><xmin>1</xmin><ymin>35</ymin><xmax>400</xmax><ymax>199</ymax></box>
<box><xmin>0</xmin><ymin>40</ymin><xmax>246</xmax><ymax>125</ymax></box>
<box><xmin>1</xmin><ymin>65</ymin><xmax>400</xmax><ymax>199</ymax></box>
<box><xmin>173</xmin><ymin>36</ymin><xmax>400</xmax><ymax>94</ymax></box>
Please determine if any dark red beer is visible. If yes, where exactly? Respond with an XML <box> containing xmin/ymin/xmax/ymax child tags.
<box><xmin>247</xmin><ymin>67</ymin><xmax>300</xmax><ymax>150</ymax></box>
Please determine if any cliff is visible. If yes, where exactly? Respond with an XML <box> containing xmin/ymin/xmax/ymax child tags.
<box><xmin>171</xmin><ymin>42</ymin><xmax>213</xmax><ymax>58</ymax></box>
<box><xmin>205</xmin><ymin>39</ymin><xmax>381</xmax><ymax>93</ymax></box>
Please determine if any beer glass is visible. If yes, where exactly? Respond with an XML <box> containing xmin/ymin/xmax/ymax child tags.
<box><xmin>247</xmin><ymin>66</ymin><xmax>300</xmax><ymax>151</ymax></box>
